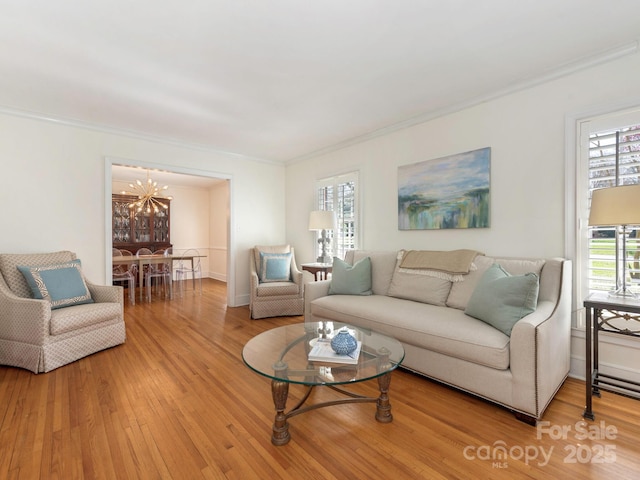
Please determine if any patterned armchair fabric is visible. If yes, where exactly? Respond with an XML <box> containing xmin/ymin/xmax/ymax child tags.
<box><xmin>249</xmin><ymin>246</ymin><xmax>304</xmax><ymax>319</ymax></box>
<box><xmin>0</xmin><ymin>251</ymin><xmax>126</xmax><ymax>373</ymax></box>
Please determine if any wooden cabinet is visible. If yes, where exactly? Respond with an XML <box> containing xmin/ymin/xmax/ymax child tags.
<box><xmin>112</xmin><ymin>194</ymin><xmax>172</xmax><ymax>253</ymax></box>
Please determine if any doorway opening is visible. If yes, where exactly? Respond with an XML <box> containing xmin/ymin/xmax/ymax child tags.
<box><xmin>105</xmin><ymin>157</ymin><xmax>235</xmax><ymax>307</ymax></box>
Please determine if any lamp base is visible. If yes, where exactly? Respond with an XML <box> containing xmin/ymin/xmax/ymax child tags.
<box><xmin>608</xmin><ymin>287</ymin><xmax>638</xmax><ymax>299</ymax></box>
<box><xmin>316</xmin><ymin>229</ymin><xmax>332</xmax><ymax>265</ymax></box>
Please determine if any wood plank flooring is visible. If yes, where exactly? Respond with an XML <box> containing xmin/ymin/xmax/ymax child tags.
<box><xmin>1</xmin><ymin>279</ymin><xmax>639</xmax><ymax>479</ymax></box>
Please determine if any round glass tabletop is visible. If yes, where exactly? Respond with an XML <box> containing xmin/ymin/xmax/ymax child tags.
<box><xmin>242</xmin><ymin>321</ymin><xmax>405</xmax><ymax>386</ymax></box>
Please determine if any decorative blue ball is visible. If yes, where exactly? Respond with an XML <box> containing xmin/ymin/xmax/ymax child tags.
<box><xmin>330</xmin><ymin>329</ymin><xmax>358</xmax><ymax>355</ymax></box>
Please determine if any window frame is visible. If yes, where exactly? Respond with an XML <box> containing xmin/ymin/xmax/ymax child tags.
<box><xmin>315</xmin><ymin>171</ymin><xmax>360</xmax><ymax>261</ymax></box>
<box><xmin>570</xmin><ymin>105</ymin><xmax>640</xmax><ymax>326</ymax></box>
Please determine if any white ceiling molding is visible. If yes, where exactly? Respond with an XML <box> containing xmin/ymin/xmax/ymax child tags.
<box><xmin>0</xmin><ymin>104</ymin><xmax>275</xmax><ymax>165</ymax></box>
<box><xmin>288</xmin><ymin>41</ymin><xmax>640</xmax><ymax>164</ymax></box>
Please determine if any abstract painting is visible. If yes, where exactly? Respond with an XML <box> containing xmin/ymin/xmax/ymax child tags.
<box><xmin>398</xmin><ymin>147</ymin><xmax>490</xmax><ymax>230</ymax></box>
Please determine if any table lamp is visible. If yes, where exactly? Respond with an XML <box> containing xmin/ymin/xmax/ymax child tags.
<box><xmin>588</xmin><ymin>184</ymin><xmax>640</xmax><ymax>297</ymax></box>
<box><xmin>309</xmin><ymin>210</ymin><xmax>336</xmax><ymax>264</ymax></box>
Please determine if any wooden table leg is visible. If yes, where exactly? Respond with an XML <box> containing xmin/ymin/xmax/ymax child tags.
<box><xmin>375</xmin><ymin>372</ymin><xmax>393</xmax><ymax>423</ymax></box>
<box><xmin>271</xmin><ymin>379</ymin><xmax>290</xmax><ymax>445</ymax></box>
<box><xmin>375</xmin><ymin>347</ymin><xmax>393</xmax><ymax>423</ymax></box>
<box><xmin>271</xmin><ymin>360</ymin><xmax>290</xmax><ymax>445</ymax></box>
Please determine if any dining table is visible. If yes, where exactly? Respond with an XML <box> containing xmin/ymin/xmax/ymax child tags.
<box><xmin>112</xmin><ymin>253</ymin><xmax>203</xmax><ymax>301</ymax></box>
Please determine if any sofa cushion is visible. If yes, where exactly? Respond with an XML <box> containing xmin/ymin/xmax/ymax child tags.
<box><xmin>311</xmin><ymin>295</ymin><xmax>510</xmax><ymax>370</ymax></box>
<box><xmin>329</xmin><ymin>256</ymin><xmax>372</xmax><ymax>295</ymax></box>
<box><xmin>348</xmin><ymin>250</ymin><xmax>398</xmax><ymax>295</ymax></box>
<box><xmin>387</xmin><ymin>251</ymin><xmax>452</xmax><ymax>306</ymax></box>
<box><xmin>17</xmin><ymin>259</ymin><xmax>94</xmax><ymax>309</ymax></box>
<box><xmin>256</xmin><ymin>281</ymin><xmax>300</xmax><ymax>297</ymax></box>
<box><xmin>259</xmin><ymin>252</ymin><xmax>292</xmax><ymax>282</ymax></box>
<box><xmin>447</xmin><ymin>256</ymin><xmax>545</xmax><ymax>310</ymax></box>
<box><xmin>446</xmin><ymin>255</ymin><xmax>495</xmax><ymax>310</ymax></box>
<box><xmin>465</xmin><ymin>264</ymin><xmax>540</xmax><ymax>336</ymax></box>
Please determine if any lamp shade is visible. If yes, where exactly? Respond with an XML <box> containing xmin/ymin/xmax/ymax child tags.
<box><xmin>308</xmin><ymin>210</ymin><xmax>336</xmax><ymax>231</ymax></box>
<box><xmin>589</xmin><ymin>184</ymin><xmax>640</xmax><ymax>226</ymax></box>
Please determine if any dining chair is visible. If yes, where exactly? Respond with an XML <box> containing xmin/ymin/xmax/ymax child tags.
<box><xmin>119</xmin><ymin>248</ymin><xmax>138</xmax><ymax>283</ymax></box>
<box><xmin>135</xmin><ymin>248</ymin><xmax>153</xmax><ymax>275</ymax></box>
<box><xmin>143</xmin><ymin>249</ymin><xmax>172</xmax><ymax>301</ymax></box>
<box><xmin>112</xmin><ymin>248</ymin><xmax>135</xmax><ymax>305</ymax></box>
<box><xmin>136</xmin><ymin>247</ymin><xmax>153</xmax><ymax>286</ymax></box>
<box><xmin>174</xmin><ymin>249</ymin><xmax>202</xmax><ymax>297</ymax></box>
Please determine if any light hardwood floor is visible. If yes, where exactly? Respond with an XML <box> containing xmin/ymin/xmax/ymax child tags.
<box><xmin>1</xmin><ymin>279</ymin><xmax>639</xmax><ymax>479</ymax></box>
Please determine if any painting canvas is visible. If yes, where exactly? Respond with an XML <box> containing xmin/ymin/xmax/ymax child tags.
<box><xmin>398</xmin><ymin>147</ymin><xmax>490</xmax><ymax>230</ymax></box>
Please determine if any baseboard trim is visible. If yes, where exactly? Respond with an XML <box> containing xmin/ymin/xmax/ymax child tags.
<box><xmin>570</xmin><ymin>355</ymin><xmax>640</xmax><ymax>384</ymax></box>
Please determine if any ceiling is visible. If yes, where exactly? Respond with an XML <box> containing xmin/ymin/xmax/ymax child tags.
<box><xmin>1</xmin><ymin>1</ymin><xmax>639</xmax><ymax>163</ymax></box>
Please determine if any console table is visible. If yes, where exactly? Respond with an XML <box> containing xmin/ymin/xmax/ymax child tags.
<box><xmin>583</xmin><ymin>291</ymin><xmax>640</xmax><ymax>420</ymax></box>
<box><xmin>301</xmin><ymin>262</ymin><xmax>332</xmax><ymax>281</ymax></box>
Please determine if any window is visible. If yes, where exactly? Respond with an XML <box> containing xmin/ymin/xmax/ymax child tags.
<box><xmin>316</xmin><ymin>172</ymin><xmax>359</xmax><ymax>261</ymax></box>
<box><xmin>576</xmin><ymin>109</ymin><xmax>640</xmax><ymax>310</ymax></box>
<box><xmin>587</xmin><ymin>124</ymin><xmax>640</xmax><ymax>293</ymax></box>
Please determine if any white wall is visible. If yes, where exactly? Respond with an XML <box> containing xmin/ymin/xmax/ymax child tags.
<box><xmin>0</xmin><ymin>113</ymin><xmax>286</xmax><ymax>306</ymax></box>
<box><xmin>162</xmin><ymin>184</ymin><xmax>211</xmax><ymax>255</ymax></box>
<box><xmin>285</xmin><ymin>52</ymin><xmax>640</xmax><ymax>380</ymax></box>
<box><xmin>287</xmin><ymin>53</ymin><xmax>640</xmax><ymax>262</ymax></box>
<box><xmin>209</xmin><ymin>180</ymin><xmax>230</xmax><ymax>281</ymax></box>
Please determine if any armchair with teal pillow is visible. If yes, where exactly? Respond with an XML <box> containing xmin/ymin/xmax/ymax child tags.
<box><xmin>249</xmin><ymin>245</ymin><xmax>304</xmax><ymax>319</ymax></box>
<box><xmin>0</xmin><ymin>251</ymin><xmax>125</xmax><ymax>373</ymax></box>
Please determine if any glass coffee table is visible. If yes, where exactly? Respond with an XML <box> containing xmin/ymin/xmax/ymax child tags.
<box><xmin>242</xmin><ymin>321</ymin><xmax>405</xmax><ymax>445</ymax></box>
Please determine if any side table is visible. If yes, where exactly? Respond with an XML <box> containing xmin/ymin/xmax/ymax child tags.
<box><xmin>301</xmin><ymin>262</ymin><xmax>332</xmax><ymax>281</ymax></box>
<box><xmin>583</xmin><ymin>291</ymin><xmax>640</xmax><ymax>420</ymax></box>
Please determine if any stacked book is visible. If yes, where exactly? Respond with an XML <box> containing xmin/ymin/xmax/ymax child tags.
<box><xmin>308</xmin><ymin>338</ymin><xmax>362</xmax><ymax>364</ymax></box>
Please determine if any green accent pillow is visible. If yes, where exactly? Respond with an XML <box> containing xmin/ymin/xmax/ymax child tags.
<box><xmin>17</xmin><ymin>259</ymin><xmax>94</xmax><ymax>309</ymax></box>
<box><xmin>464</xmin><ymin>263</ymin><xmax>539</xmax><ymax>336</ymax></box>
<box><xmin>259</xmin><ymin>252</ymin><xmax>292</xmax><ymax>282</ymax></box>
<box><xmin>329</xmin><ymin>256</ymin><xmax>373</xmax><ymax>296</ymax></box>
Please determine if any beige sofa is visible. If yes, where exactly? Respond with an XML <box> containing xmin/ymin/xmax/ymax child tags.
<box><xmin>0</xmin><ymin>251</ymin><xmax>126</xmax><ymax>373</ymax></box>
<box><xmin>305</xmin><ymin>250</ymin><xmax>572</xmax><ymax>424</ymax></box>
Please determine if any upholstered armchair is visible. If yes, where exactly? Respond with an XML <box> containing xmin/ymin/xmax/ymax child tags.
<box><xmin>0</xmin><ymin>251</ymin><xmax>126</xmax><ymax>373</ymax></box>
<box><xmin>249</xmin><ymin>245</ymin><xmax>304</xmax><ymax>319</ymax></box>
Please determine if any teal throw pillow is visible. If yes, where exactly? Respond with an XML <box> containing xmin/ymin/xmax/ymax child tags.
<box><xmin>464</xmin><ymin>263</ymin><xmax>539</xmax><ymax>336</ymax></box>
<box><xmin>259</xmin><ymin>252</ymin><xmax>292</xmax><ymax>282</ymax></box>
<box><xmin>328</xmin><ymin>256</ymin><xmax>373</xmax><ymax>296</ymax></box>
<box><xmin>17</xmin><ymin>259</ymin><xmax>94</xmax><ymax>309</ymax></box>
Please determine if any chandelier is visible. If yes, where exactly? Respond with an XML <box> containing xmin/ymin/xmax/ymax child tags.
<box><xmin>122</xmin><ymin>170</ymin><xmax>173</xmax><ymax>214</ymax></box>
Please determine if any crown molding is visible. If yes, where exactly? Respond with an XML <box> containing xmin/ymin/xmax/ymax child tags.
<box><xmin>0</xmin><ymin>104</ymin><xmax>277</xmax><ymax>165</ymax></box>
<box><xmin>286</xmin><ymin>40</ymin><xmax>640</xmax><ymax>165</ymax></box>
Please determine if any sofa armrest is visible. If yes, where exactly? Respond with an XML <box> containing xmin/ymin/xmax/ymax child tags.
<box><xmin>304</xmin><ymin>279</ymin><xmax>331</xmax><ymax>322</ymax></box>
<box><xmin>0</xmin><ymin>277</ymin><xmax>49</xmax><ymax>344</ymax></box>
<box><xmin>87</xmin><ymin>281</ymin><xmax>123</xmax><ymax>305</ymax></box>
<box><xmin>509</xmin><ymin>260</ymin><xmax>572</xmax><ymax>416</ymax></box>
